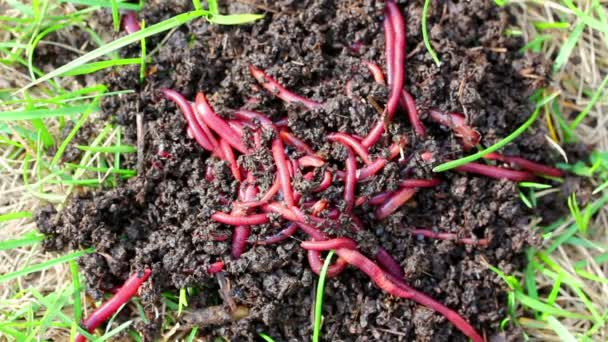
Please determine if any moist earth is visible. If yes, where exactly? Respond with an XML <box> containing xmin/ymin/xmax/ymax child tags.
<box><xmin>37</xmin><ymin>0</ymin><xmax>564</xmax><ymax>341</ymax></box>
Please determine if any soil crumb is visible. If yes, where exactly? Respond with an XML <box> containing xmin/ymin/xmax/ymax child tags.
<box><xmin>37</xmin><ymin>1</ymin><xmax>563</xmax><ymax>341</ymax></box>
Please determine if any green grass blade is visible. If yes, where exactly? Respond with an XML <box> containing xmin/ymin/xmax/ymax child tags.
<box><xmin>422</xmin><ymin>0</ymin><xmax>441</xmax><ymax>66</ymax></box>
<box><xmin>208</xmin><ymin>14</ymin><xmax>264</xmax><ymax>25</ymax></box>
<box><xmin>76</xmin><ymin>144</ymin><xmax>136</xmax><ymax>153</ymax></box>
<box><xmin>51</xmin><ymin>95</ymin><xmax>102</xmax><ymax>167</ymax></box>
<box><xmin>97</xmin><ymin>320</ymin><xmax>133</xmax><ymax>342</ymax></box>
<box><xmin>111</xmin><ymin>0</ymin><xmax>120</xmax><ymax>31</ymax></box>
<box><xmin>0</xmin><ymin>233</ymin><xmax>45</xmax><ymax>251</ymax></box>
<box><xmin>26</xmin><ymin>287</ymin><xmax>69</xmax><ymax>341</ymax></box>
<box><xmin>61</xmin><ymin>58</ymin><xmax>142</xmax><ymax>76</ymax></box>
<box><xmin>0</xmin><ymin>211</ymin><xmax>32</xmax><ymax>223</ymax></box>
<box><xmin>258</xmin><ymin>332</ymin><xmax>275</xmax><ymax>342</ymax></box>
<box><xmin>29</xmin><ymin>289</ymin><xmax>96</xmax><ymax>341</ymax></box>
<box><xmin>18</xmin><ymin>10</ymin><xmax>211</xmax><ymax>92</ymax></box>
<box><xmin>313</xmin><ymin>250</ymin><xmax>335</xmax><ymax>342</ymax></box>
<box><xmin>69</xmin><ymin>260</ymin><xmax>83</xmax><ymax>341</ymax></box>
<box><xmin>519</xmin><ymin>182</ymin><xmax>552</xmax><ymax>189</ymax></box>
<box><xmin>207</xmin><ymin>0</ymin><xmax>218</xmax><ymax>14</ymax></box>
<box><xmin>435</xmin><ymin>108</ymin><xmax>536</xmax><ymax>172</ymax></box>
<box><xmin>0</xmin><ymin>105</ymin><xmax>92</xmax><ymax>121</ymax></box>
<box><xmin>60</xmin><ymin>0</ymin><xmax>143</xmax><ymax>10</ymax></box>
<box><xmin>569</xmin><ymin>73</ymin><xmax>608</xmax><ymax>129</ymax></box>
<box><xmin>515</xmin><ymin>292</ymin><xmax>593</xmax><ymax>320</ymax></box>
<box><xmin>187</xmin><ymin>327</ymin><xmax>199</xmax><ymax>342</ymax></box>
<box><xmin>0</xmin><ymin>248</ymin><xmax>94</xmax><ymax>283</ymax></box>
<box><xmin>546</xmin><ymin>316</ymin><xmax>577</xmax><ymax>342</ymax></box>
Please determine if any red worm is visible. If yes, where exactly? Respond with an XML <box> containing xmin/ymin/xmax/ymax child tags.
<box><xmin>375</xmin><ymin>187</ymin><xmax>416</xmax><ymax>219</ymax></box>
<box><xmin>328</xmin><ymin>132</ymin><xmax>372</xmax><ymax>165</ymax></box>
<box><xmin>122</xmin><ymin>11</ymin><xmax>141</xmax><ymax>34</ymax></box>
<box><xmin>249</xmin><ymin>65</ymin><xmax>322</xmax><ymax>110</ymax></box>
<box><xmin>231</xmin><ymin>226</ymin><xmax>251</xmax><ymax>259</ymax></box>
<box><xmin>301</xmin><ymin>237</ymin><xmax>358</xmax><ymax>251</ymax></box>
<box><xmin>298</xmin><ymin>155</ymin><xmax>325</xmax><ymax>168</ymax></box>
<box><xmin>344</xmin><ymin>147</ymin><xmax>357</xmax><ymax>213</ymax></box>
<box><xmin>307</xmin><ymin>250</ymin><xmax>349</xmax><ymax>278</ymax></box>
<box><xmin>75</xmin><ymin>269</ymin><xmax>152</xmax><ymax>342</ymax></box>
<box><xmin>368</xmin><ymin>192</ymin><xmax>392</xmax><ymax>205</ymax></box>
<box><xmin>362</xmin><ymin>1</ymin><xmax>406</xmax><ymax>148</ymax></box>
<box><xmin>365</xmin><ymin>61</ymin><xmax>386</xmax><ymax>84</ymax></box>
<box><xmin>296</xmin><ymin>222</ymin><xmax>328</xmax><ymax>241</ymax></box>
<box><xmin>279</xmin><ymin>130</ymin><xmax>316</xmax><ymax>156</ymax></box>
<box><xmin>401</xmin><ymin>90</ymin><xmax>426</xmax><ymax>137</ymax></box>
<box><xmin>356</xmin><ymin>158</ymin><xmax>388</xmax><ymax>181</ymax></box>
<box><xmin>275</xmin><ymin>117</ymin><xmax>289</xmax><ymax>128</ymax></box>
<box><xmin>271</xmin><ymin>138</ymin><xmax>295</xmax><ymax>207</ymax></box>
<box><xmin>455</xmin><ymin>162</ymin><xmax>535</xmax><ymax>182</ymax></box>
<box><xmin>383</xmin><ymin>13</ymin><xmax>395</xmax><ymax>86</ymax></box>
<box><xmin>211</xmin><ymin>212</ymin><xmax>269</xmax><ymax>226</ymax></box>
<box><xmin>312</xmin><ymin>170</ymin><xmax>333</xmax><ymax>192</ymax></box>
<box><xmin>161</xmin><ymin>89</ymin><xmax>215</xmax><ymax>152</ymax></box>
<box><xmin>233</xmin><ymin>109</ymin><xmax>277</xmax><ymax>130</ymax></box>
<box><xmin>262</xmin><ymin>202</ymin><xmax>300</xmax><ymax>222</ymax></box>
<box><xmin>411</xmin><ymin>229</ymin><xmax>489</xmax><ymax>247</ymax></box>
<box><xmin>399</xmin><ymin>178</ymin><xmax>441</xmax><ymax>188</ymax></box>
<box><xmin>429</xmin><ymin>109</ymin><xmax>480</xmax><ymax>150</ymax></box>
<box><xmin>335</xmin><ymin>248</ymin><xmax>484</xmax><ymax>342</ymax></box>
<box><xmin>375</xmin><ymin>247</ymin><xmax>405</xmax><ymax>279</ymax></box>
<box><xmin>207</xmin><ymin>261</ymin><xmax>225</xmax><ymax>274</ymax></box>
<box><xmin>310</xmin><ymin>199</ymin><xmax>329</xmax><ymax>216</ymax></box>
<box><xmin>195</xmin><ymin>93</ymin><xmax>249</xmax><ymax>154</ymax></box>
<box><xmin>219</xmin><ymin>139</ymin><xmax>242</xmax><ymax>182</ymax></box>
<box><xmin>253</xmin><ymin>223</ymin><xmax>298</xmax><ymax>245</ymax></box>
<box><xmin>483</xmin><ymin>152</ymin><xmax>564</xmax><ymax>177</ymax></box>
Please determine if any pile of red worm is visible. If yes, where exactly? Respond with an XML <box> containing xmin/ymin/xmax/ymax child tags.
<box><xmin>76</xmin><ymin>3</ymin><xmax>564</xmax><ymax>341</ymax></box>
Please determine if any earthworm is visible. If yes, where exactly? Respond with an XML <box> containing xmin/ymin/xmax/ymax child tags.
<box><xmin>122</xmin><ymin>11</ymin><xmax>141</xmax><ymax>34</ymax></box>
<box><xmin>344</xmin><ymin>147</ymin><xmax>357</xmax><ymax>213</ymax></box>
<box><xmin>262</xmin><ymin>202</ymin><xmax>300</xmax><ymax>222</ymax></box>
<box><xmin>307</xmin><ymin>250</ymin><xmax>349</xmax><ymax>278</ymax></box>
<box><xmin>233</xmin><ymin>109</ymin><xmax>277</xmax><ymax>130</ymax></box>
<box><xmin>298</xmin><ymin>155</ymin><xmax>325</xmax><ymax>168</ymax></box>
<box><xmin>311</xmin><ymin>171</ymin><xmax>333</xmax><ymax>192</ymax></box>
<box><xmin>75</xmin><ymin>269</ymin><xmax>151</xmax><ymax>342</ymax></box>
<box><xmin>411</xmin><ymin>229</ymin><xmax>489</xmax><ymax>247</ymax></box>
<box><xmin>368</xmin><ymin>192</ymin><xmax>392</xmax><ymax>205</ymax></box>
<box><xmin>253</xmin><ymin>223</ymin><xmax>298</xmax><ymax>245</ymax></box>
<box><xmin>335</xmin><ymin>248</ymin><xmax>484</xmax><ymax>342</ymax></box>
<box><xmin>249</xmin><ymin>64</ymin><xmax>321</xmax><ymax>110</ymax></box>
<box><xmin>207</xmin><ymin>261</ymin><xmax>225</xmax><ymax>274</ymax></box>
<box><xmin>195</xmin><ymin>93</ymin><xmax>249</xmax><ymax>154</ymax></box>
<box><xmin>328</xmin><ymin>132</ymin><xmax>372</xmax><ymax>165</ymax></box>
<box><xmin>301</xmin><ymin>237</ymin><xmax>357</xmax><ymax>251</ymax></box>
<box><xmin>399</xmin><ymin>178</ymin><xmax>441</xmax><ymax>188</ymax></box>
<box><xmin>365</xmin><ymin>61</ymin><xmax>386</xmax><ymax>84</ymax></box>
<box><xmin>280</xmin><ymin>130</ymin><xmax>316</xmax><ymax>156</ymax></box>
<box><xmin>219</xmin><ymin>139</ymin><xmax>242</xmax><ymax>182</ymax></box>
<box><xmin>456</xmin><ymin>162</ymin><xmax>535</xmax><ymax>182</ymax></box>
<box><xmin>375</xmin><ymin>247</ymin><xmax>405</xmax><ymax>279</ymax></box>
<box><xmin>483</xmin><ymin>152</ymin><xmax>564</xmax><ymax>177</ymax></box>
<box><xmin>211</xmin><ymin>212</ymin><xmax>269</xmax><ymax>226</ymax></box>
<box><xmin>401</xmin><ymin>90</ymin><xmax>426</xmax><ymax>137</ymax></box>
<box><xmin>271</xmin><ymin>138</ymin><xmax>295</xmax><ymax>207</ymax></box>
<box><xmin>375</xmin><ymin>187</ymin><xmax>416</xmax><ymax>219</ymax></box>
<box><xmin>362</xmin><ymin>1</ymin><xmax>406</xmax><ymax>148</ymax></box>
<box><xmin>231</xmin><ymin>184</ymin><xmax>258</xmax><ymax>259</ymax></box>
<box><xmin>429</xmin><ymin>109</ymin><xmax>480</xmax><ymax>150</ymax></box>
<box><xmin>161</xmin><ymin>89</ymin><xmax>215</xmax><ymax>151</ymax></box>
<box><xmin>310</xmin><ymin>199</ymin><xmax>329</xmax><ymax>216</ymax></box>
<box><xmin>275</xmin><ymin>117</ymin><xmax>289</xmax><ymax>128</ymax></box>
<box><xmin>383</xmin><ymin>13</ymin><xmax>395</xmax><ymax>86</ymax></box>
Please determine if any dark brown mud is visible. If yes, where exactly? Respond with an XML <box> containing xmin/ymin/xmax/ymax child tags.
<box><xmin>37</xmin><ymin>1</ymin><xmax>565</xmax><ymax>341</ymax></box>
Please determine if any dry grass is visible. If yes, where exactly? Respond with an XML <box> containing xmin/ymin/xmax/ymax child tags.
<box><xmin>1</xmin><ymin>0</ymin><xmax>607</xmax><ymax>341</ymax></box>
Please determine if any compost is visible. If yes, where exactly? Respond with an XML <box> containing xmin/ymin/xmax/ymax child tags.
<box><xmin>37</xmin><ymin>0</ymin><xmax>564</xmax><ymax>340</ymax></box>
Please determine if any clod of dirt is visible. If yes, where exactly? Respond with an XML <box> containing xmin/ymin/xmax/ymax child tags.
<box><xmin>37</xmin><ymin>1</ymin><xmax>564</xmax><ymax>340</ymax></box>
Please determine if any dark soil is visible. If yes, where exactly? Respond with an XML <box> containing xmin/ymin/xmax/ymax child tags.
<box><xmin>37</xmin><ymin>0</ymin><xmax>565</xmax><ymax>341</ymax></box>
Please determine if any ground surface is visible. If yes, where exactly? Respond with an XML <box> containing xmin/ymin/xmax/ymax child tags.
<box><xmin>32</xmin><ymin>1</ymin><xmax>569</xmax><ymax>341</ymax></box>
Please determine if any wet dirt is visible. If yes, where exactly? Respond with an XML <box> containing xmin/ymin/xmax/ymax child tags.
<box><xmin>37</xmin><ymin>0</ymin><xmax>567</xmax><ymax>341</ymax></box>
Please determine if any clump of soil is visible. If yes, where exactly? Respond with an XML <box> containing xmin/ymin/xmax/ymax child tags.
<box><xmin>37</xmin><ymin>0</ymin><xmax>561</xmax><ymax>340</ymax></box>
